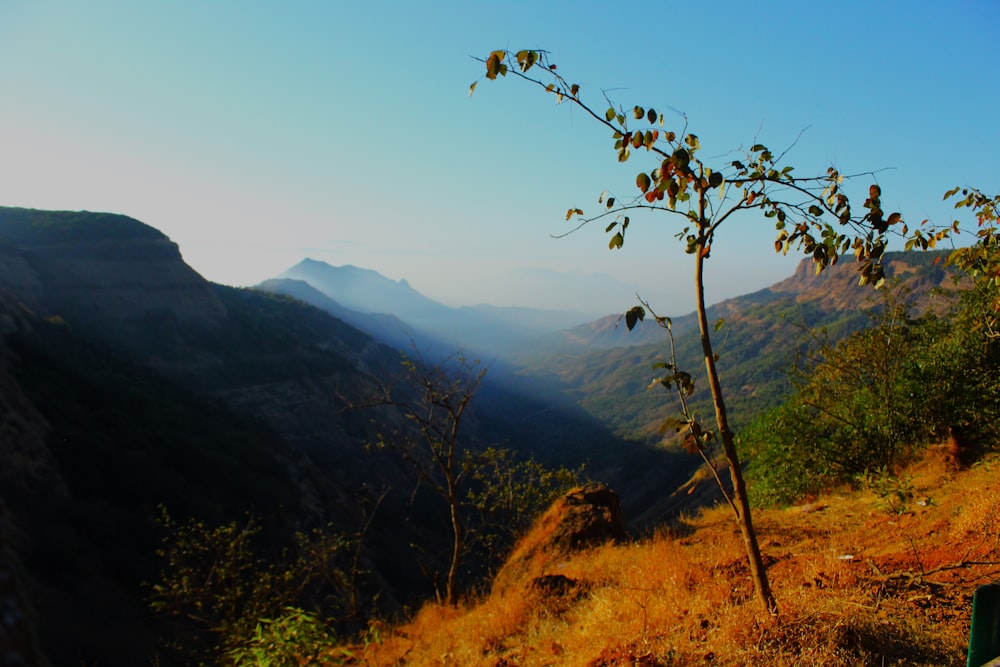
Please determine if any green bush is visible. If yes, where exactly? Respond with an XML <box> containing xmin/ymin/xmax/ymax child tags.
<box><xmin>227</xmin><ymin>607</ymin><xmax>341</xmax><ymax>667</ymax></box>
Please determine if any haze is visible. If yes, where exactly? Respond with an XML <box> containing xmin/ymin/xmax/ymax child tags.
<box><xmin>1</xmin><ymin>1</ymin><xmax>997</xmax><ymax>317</ymax></box>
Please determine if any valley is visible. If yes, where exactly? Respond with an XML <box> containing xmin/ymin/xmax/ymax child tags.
<box><xmin>0</xmin><ymin>206</ymin><xmax>981</xmax><ymax>666</ymax></box>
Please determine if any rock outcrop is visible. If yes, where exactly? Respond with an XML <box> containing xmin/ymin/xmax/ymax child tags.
<box><xmin>492</xmin><ymin>483</ymin><xmax>626</xmax><ymax>596</ymax></box>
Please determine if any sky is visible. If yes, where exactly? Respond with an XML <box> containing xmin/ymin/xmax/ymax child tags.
<box><xmin>0</xmin><ymin>1</ymin><xmax>997</xmax><ymax>317</ymax></box>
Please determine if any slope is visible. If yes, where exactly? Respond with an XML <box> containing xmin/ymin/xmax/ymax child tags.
<box><xmin>342</xmin><ymin>446</ymin><xmax>994</xmax><ymax>666</ymax></box>
<box><xmin>519</xmin><ymin>250</ymin><xmax>960</xmax><ymax>443</ymax></box>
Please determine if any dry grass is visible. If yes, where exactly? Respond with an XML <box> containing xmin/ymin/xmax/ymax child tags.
<box><xmin>335</xmin><ymin>449</ymin><xmax>1000</xmax><ymax>666</ymax></box>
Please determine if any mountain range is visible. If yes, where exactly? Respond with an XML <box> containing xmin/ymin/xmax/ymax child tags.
<box><xmin>0</xmin><ymin>206</ymin><xmax>960</xmax><ymax>666</ymax></box>
<box><xmin>264</xmin><ymin>258</ymin><xmax>596</xmax><ymax>356</ymax></box>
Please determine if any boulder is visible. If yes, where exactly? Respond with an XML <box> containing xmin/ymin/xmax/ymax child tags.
<box><xmin>492</xmin><ymin>483</ymin><xmax>626</xmax><ymax>596</ymax></box>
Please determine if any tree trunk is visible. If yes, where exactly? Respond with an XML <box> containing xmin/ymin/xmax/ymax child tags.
<box><xmin>693</xmin><ymin>221</ymin><xmax>777</xmax><ymax>616</ymax></box>
<box><xmin>445</xmin><ymin>479</ymin><xmax>462</xmax><ymax>606</ymax></box>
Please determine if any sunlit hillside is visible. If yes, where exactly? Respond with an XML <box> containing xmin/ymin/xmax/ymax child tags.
<box><xmin>335</xmin><ymin>447</ymin><xmax>996</xmax><ymax>666</ymax></box>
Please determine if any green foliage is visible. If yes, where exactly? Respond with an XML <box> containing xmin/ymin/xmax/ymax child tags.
<box><xmin>463</xmin><ymin>446</ymin><xmax>584</xmax><ymax>563</ymax></box>
<box><xmin>746</xmin><ymin>199</ymin><xmax>1000</xmax><ymax>505</ymax></box>
<box><xmin>227</xmin><ymin>607</ymin><xmax>341</xmax><ymax>667</ymax></box>
<box><xmin>149</xmin><ymin>509</ymin><xmax>352</xmax><ymax>664</ymax></box>
<box><xmin>858</xmin><ymin>466</ymin><xmax>915</xmax><ymax>516</ymax></box>
<box><xmin>942</xmin><ymin>187</ymin><xmax>1000</xmax><ymax>336</ymax></box>
<box><xmin>745</xmin><ymin>295</ymin><xmax>936</xmax><ymax>504</ymax></box>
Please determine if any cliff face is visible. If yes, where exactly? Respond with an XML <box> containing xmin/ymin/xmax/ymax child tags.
<box><xmin>0</xmin><ymin>293</ymin><xmax>62</xmax><ymax>667</ymax></box>
<box><xmin>0</xmin><ymin>207</ymin><xmax>226</xmax><ymax>349</ymax></box>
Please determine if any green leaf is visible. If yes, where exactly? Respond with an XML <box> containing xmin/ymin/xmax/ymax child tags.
<box><xmin>633</xmin><ymin>106</ymin><xmax>644</xmax><ymax>120</ymax></box>
<box><xmin>609</xmin><ymin>232</ymin><xmax>624</xmax><ymax>250</ymax></box>
<box><xmin>605</xmin><ymin>222</ymin><xmax>617</xmax><ymax>233</ymax></box>
<box><xmin>808</xmin><ymin>205</ymin><xmax>824</xmax><ymax>217</ymax></box>
<box><xmin>714</xmin><ymin>318</ymin><xmax>725</xmax><ymax>332</ymax></box>
<box><xmin>605</xmin><ymin>107</ymin><xmax>616</xmax><ymax>122</ymax></box>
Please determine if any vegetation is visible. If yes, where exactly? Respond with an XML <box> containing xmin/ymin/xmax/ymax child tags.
<box><xmin>367</xmin><ymin>355</ymin><xmax>583</xmax><ymax>605</ymax></box>
<box><xmin>745</xmin><ymin>190</ymin><xmax>1000</xmax><ymax>506</ymax></box>
<box><xmin>472</xmin><ymin>48</ymin><xmax>924</xmax><ymax>615</ymax></box>
<box><xmin>149</xmin><ymin>510</ymin><xmax>354</xmax><ymax>666</ymax></box>
<box><xmin>340</xmin><ymin>450</ymin><xmax>1000</xmax><ymax>666</ymax></box>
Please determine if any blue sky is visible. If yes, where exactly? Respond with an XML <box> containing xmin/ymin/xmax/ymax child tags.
<box><xmin>1</xmin><ymin>1</ymin><xmax>997</xmax><ymax>317</ymax></box>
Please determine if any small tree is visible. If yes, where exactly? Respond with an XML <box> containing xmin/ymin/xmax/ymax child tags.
<box><xmin>370</xmin><ymin>354</ymin><xmax>486</xmax><ymax>605</ymax></box>
<box><xmin>472</xmin><ymin>49</ymin><xmax>913</xmax><ymax>615</ymax></box>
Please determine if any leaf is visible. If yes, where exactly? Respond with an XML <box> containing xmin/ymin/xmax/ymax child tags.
<box><xmin>708</xmin><ymin>172</ymin><xmax>723</xmax><ymax>189</ymax></box>
<box><xmin>609</xmin><ymin>232</ymin><xmax>624</xmax><ymax>250</ymax></box>
<box><xmin>714</xmin><ymin>318</ymin><xmax>725</xmax><ymax>332</ymax></box>
<box><xmin>565</xmin><ymin>208</ymin><xmax>583</xmax><ymax>221</ymax></box>
<box><xmin>624</xmin><ymin>306</ymin><xmax>645</xmax><ymax>330</ymax></box>
<box><xmin>605</xmin><ymin>222</ymin><xmax>617</xmax><ymax>233</ymax></box>
<box><xmin>636</xmin><ymin>172</ymin><xmax>651</xmax><ymax>193</ymax></box>
<box><xmin>944</xmin><ymin>186</ymin><xmax>961</xmax><ymax>200</ymax></box>
<box><xmin>606</xmin><ymin>197</ymin><xmax>615</xmax><ymax>209</ymax></box>
<box><xmin>570</xmin><ymin>83</ymin><xmax>579</xmax><ymax>96</ymax></box>
<box><xmin>887</xmin><ymin>212</ymin><xmax>901</xmax><ymax>226</ymax></box>
<box><xmin>633</xmin><ymin>106</ymin><xmax>644</xmax><ymax>120</ymax></box>
<box><xmin>515</xmin><ymin>49</ymin><xmax>537</xmax><ymax>72</ymax></box>
<box><xmin>605</xmin><ymin>107</ymin><xmax>616</xmax><ymax>122</ymax></box>
<box><xmin>869</xmin><ymin>184</ymin><xmax>881</xmax><ymax>199</ymax></box>
<box><xmin>485</xmin><ymin>50</ymin><xmax>506</xmax><ymax>80</ymax></box>
<box><xmin>647</xmin><ymin>108</ymin><xmax>657</xmax><ymax>123</ymax></box>
<box><xmin>468</xmin><ymin>81</ymin><xmax>477</xmax><ymax>97</ymax></box>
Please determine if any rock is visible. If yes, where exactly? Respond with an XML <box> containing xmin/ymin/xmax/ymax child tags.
<box><xmin>492</xmin><ymin>483</ymin><xmax>626</xmax><ymax>596</ymax></box>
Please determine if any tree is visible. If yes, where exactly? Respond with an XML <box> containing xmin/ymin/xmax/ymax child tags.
<box><xmin>472</xmin><ymin>49</ymin><xmax>911</xmax><ymax>615</ymax></box>
<box><xmin>370</xmin><ymin>354</ymin><xmax>486</xmax><ymax>605</ymax></box>
<box><xmin>935</xmin><ymin>187</ymin><xmax>1000</xmax><ymax>337</ymax></box>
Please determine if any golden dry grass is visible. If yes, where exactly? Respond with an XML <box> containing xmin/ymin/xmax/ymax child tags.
<box><xmin>335</xmin><ymin>450</ymin><xmax>1000</xmax><ymax>666</ymax></box>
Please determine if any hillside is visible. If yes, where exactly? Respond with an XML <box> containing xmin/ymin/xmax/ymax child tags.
<box><xmin>0</xmin><ymin>207</ymin><xmax>643</xmax><ymax>666</ymax></box>
<box><xmin>518</xmin><ymin>250</ymin><xmax>960</xmax><ymax>445</ymax></box>
<box><xmin>341</xmin><ymin>447</ymin><xmax>994</xmax><ymax>666</ymax></box>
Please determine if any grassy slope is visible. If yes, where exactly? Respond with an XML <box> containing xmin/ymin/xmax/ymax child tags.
<box><xmin>336</xmin><ymin>446</ymin><xmax>998</xmax><ymax>666</ymax></box>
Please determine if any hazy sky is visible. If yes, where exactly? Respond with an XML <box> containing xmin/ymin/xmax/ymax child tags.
<box><xmin>1</xmin><ymin>1</ymin><xmax>997</xmax><ymax>317</ymax></box>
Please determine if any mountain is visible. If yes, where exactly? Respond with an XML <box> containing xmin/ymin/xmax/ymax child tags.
<box><xmin>0</xmin><ymin>207</ymin><xmax>642</xmax><ymax>666</ymax></box>
<box><xmin>544</xmin><ymin>250</ymin><xmax>960</xmax><ymax>353</ymax></box>
<box><xmin>271</xmin><ymin>258</ymin><xmax>593</xmax><ymax>355</ymax></box>
<box><xmin>256</xmin><ymin>277</ymin><xmax>420</xmax><ymax>351</ymax></box>
<box><xmin>514</xmin><ymin>250</ymin><xmax>962</xmax><ymax>484</ymax></box>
